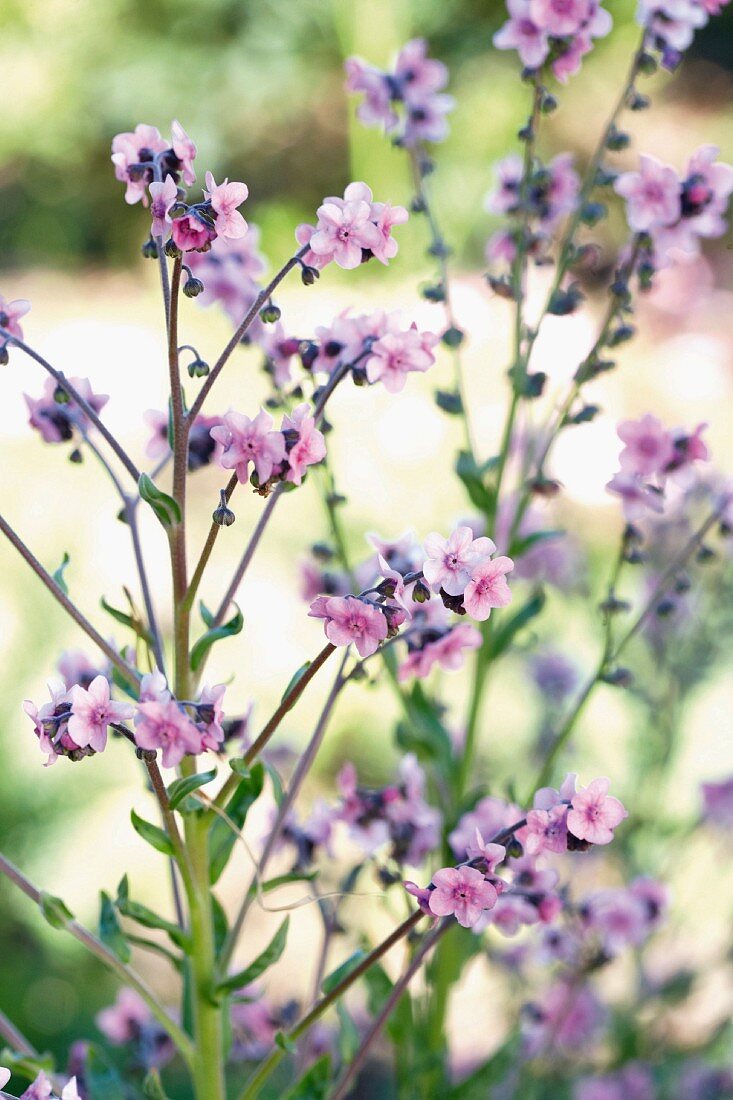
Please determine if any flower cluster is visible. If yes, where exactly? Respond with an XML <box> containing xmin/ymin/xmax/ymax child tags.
<box><xmin>493</xmin><ymin>0</ymin><xmax>612</xmax><ymax>82</ymax></box>
<box><xmin>486</xmin><ymin>152</ymin><xmax>580</xmax><ymax>265</ymax></box>
<box><xmin>97</xmin><ymin>987</ymin><xmax>174</xmax><ymax>1070</ymax></box>
<box><xmin>616</xmin><ymin>146</ymin><xmax>733</xmax><ymax>271</ymax></box>
<box><xmin>0</xmin><ymin>1069</ymin><xmax>81</xmax><ymax>1100</ymax></box>
<box><xmin>145</xmin><ymin>409</ymin><xmax>223</xmax><ymax>472</ymax></box>
<box><xmin>606</xmin><ymin>413</ymin><xmax>709</xmax><ymax>520</ymax></box>
<box><xmin>296</xmin><ymin>182</ymin><xmax>408</xmax><ymax>272</ymax></box>
<box><xmin>406</xmin><ymin>776</ymin><xmax>628</xmax><ymax>930</ymax></box>
<box><xmin>24</xmin><ymin>671</ymin><xmax>227</xmax><ymax>768</ymax></box>
<box><xmin>345</xmin><ymin>38</ymin><xmax>454</xmax><ymax>146</ymax></box>
<box><xmin>25</xmin><ymin>376</ymin><xmax>109</xmax><ymax>446</ymax></box>
<box><xmin>211</xmin><ymin>403</ymin><xmax>326</xmax><ymax>492</ymax></box>
<box><xmin>639</xmin><ymin>0</ymin><xmax>732</xmax><ymax>70</ymax></box>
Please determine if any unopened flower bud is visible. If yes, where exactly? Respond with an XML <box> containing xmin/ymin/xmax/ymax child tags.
<box><xmin>54</xmin><ymin>385</ymin><xmax>70</xmax><ymax>405</ymax></box>
<box><xmin>164</xmin><ymin>238</ymin><xmax>182</xmax><ymax>258</ymax></box>
<box><xmin>213</xmin><ymin>490</ymin><xmax>235</xmax><ymax>527</ymax></box>
<box><xmin>0</xmin><ymin>345</ymin><xmax>9</xmax><ymax>366</ymax></box>
<box><xmin>187</xmin><ymin>357</ymin><xmax>210</xmax><ymax>378</ymax></box>
<box><xmin>259</xmin><ymin>302</ymin><xmax>281</xmax><ymax>323</ymax></box>
<box><xmin>411</xmin><ymin>578</ymin><xmax>431</xmax><ymax>604</ymax></box>
<box><xmin>141</xmin><ymin>237</ymin><xmax>159</xmax><ymax>259</ymax></box>
<box><xmin>300</xmin><ymin>265</ymin><xmax>319</xmax><ymax>286</ymax></box>
<box><xmin>183</xmin><ymin>276</ymin><xmax>204</xmax><ymax>298</ymax></box>
<box><xmin>69</xmin><ymin>448</ymin><xmax>83</xmax><ymax>464</ymax></box>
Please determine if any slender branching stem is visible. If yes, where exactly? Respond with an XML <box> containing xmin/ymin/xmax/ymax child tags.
<box><xmin>0</xmin><ymin>513</ymin><xmax>138</xmax><ymax>689</ymax></box>
<box><xmin>183</xmin><ymin>474</ymin><xmax>238</xmax><ymax>614</ymax></box>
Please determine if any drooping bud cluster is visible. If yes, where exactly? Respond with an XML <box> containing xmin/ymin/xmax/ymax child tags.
<box><xmin>344</xmin><ymin>38</ymin><xmax>454</xmax><ymax>146</ymax></box>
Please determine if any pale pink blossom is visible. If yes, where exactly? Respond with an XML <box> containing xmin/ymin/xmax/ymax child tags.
<box><xmin>606</xmin><ymin>472</ymin><xmax>665</xmax><ymax>520</ymax></box>
<box><xmin>281</xmin><ymin>403</ymin><xmax>326</xmax><ymax>485</ymax></box>
<box><xmin>422</xmin><ymin>526</ymin><xmax>496</xmax><ymax>596</ymax></box>
<box><xmin>309</xmin><ymin>595</ymin><xmax>388</xmax><ymax>658</ymax></box>
<box><xmin>365</xmin><ymin>326</ymin><xmax>438</xmax><ymax>392</ymax></box>
<box><xmin>428</xmin><ymin>866</ymin><xmax>498</xmax><ymax>927</ymax></box>
<box><xmin>701</xmin><ymin>775</ymin><xmax>733</xmax><ymax>828</ymax></box>
<box><xmin>171</xmin><ymin>119</ymin><xmax>197</xmax><ymax>185</ymax></box>
<box><xmin>567</xmin><ymin>777</ymin><xmax>628</xmax><ymax>845</ymax></box>
<box><xmin>97</xmin><ymin>988</ymin><xmax>151</xmax><ymax>1043</ymax></box>
<box><xmin>204</xmin><ymin>171</ymin><xmax>249</xmax><ymax>240</ymax></box>
<box><xmin>148</xmin><ymin>173</ymin><xmax>178</xmax><ymax>237</ymax></box>
<box><xmin>111</xmin><ymin>124</ymin><xmax>169</xmax><ymax>204</ymax></box>
<box><xmin>198</xmin><ymin>683</ymin><xmax>227</xmax><ymax>751</ymax></box>
<box><xmin>134</xmin><ymin>698</ymin><xmax>203</xmax><ymax>767</ymax></box>
<box><xmin>519</xmin><ymin>804</ymin><xmax>569</xmax><ymax>855</ymax></box>
<box><xmin>210</xmin><ymin>409</ymin><xmax>286</xmax><ymax>485</ymax></box>
<box><xmin>614</xmin><ymin>155</ymin><xmax>681</xmax><ymax>232</ymax></box>
<box><xmin>494</xmin><ymin>0</ymin><xmax>550</xmax><ymax>69</ymax></box>
<box><xmin>617</xmin><ymin>413</ymin><xmax>675</xmax><ymax>477</ymax></box>
<box><xmin>309</xmin><ymin>196</ymin><xmax>382</xmax><ymax>270</ymax></box>
<box><xmin>463</xmin><ymin>556</ymin><xmax>514</xmax><ymax>620</ymax></box>
<box><xmin>25</xmin><ymin>376</ymin><xmax>109</xmax><ymax>444</ymax></box>
<box><xmin>68</xmin><ymin>675</ymin><xmax>134</xmax><ymax>753</ymax></box>
<box><xmin>344</xmin><ymin>57</ymin><xmax>398</xmax><ymax>131</ymax></box>
<box><xmin>370</xmin><ymin>202</ymin><xmax>410</xmax><ymax>264</ymax></box>
<box><xmin>0</xmin><ymin>294</ymin><xmax>31</xmax><ymax>344</ymax></box>
<box><xmin>398</xmin><ymin>623</ymin><xmax>482</xmax><ymax>681</ymax></box>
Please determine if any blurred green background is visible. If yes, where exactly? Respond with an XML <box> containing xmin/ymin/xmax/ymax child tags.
<box><xmin>1</xmin><ymin>0</ymin><xmax>733</xmax><ymax>1093</ymax></box>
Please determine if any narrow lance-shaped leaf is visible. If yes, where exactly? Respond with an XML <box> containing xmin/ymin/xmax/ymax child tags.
<box><xmin>321</xmin><ymin>949</ymin><xmax>367</xmax><ymax>995</ymax></box>
<box><xmin>52</xmin><ymin>552</ymin><xmax>71</xmax><ymax>595</ymax></box>
<box><xmin>209</xmin><ymin>762</ymin><xmax>265</xmax><ymax>884</ymax></box>
<box><xmin>39</xmin><ymin>891</ymin><xmax>74</xmax><ymax>930</ymax></box>
<box><xmin>130</xmin><ymin>809</ymin><xmax>175</xmax><ymax>857</ymax></box>
<box><xmin>167</xmin><ymin>767</ymin><xmax>217</xmax><ymax>811</ymax></box>
<box><xmin>138</xmin><ymin>473</ymin><xmax>181</xmax><ymax>527</ymax></box>
<box><xmin>216</xmin><ymin>917</ymin><xmax>290</xmax><ymax>995</ymax></box>
<box><xmin>99</xmin><ymin>890</ymin><xmax>131</xmax><ymax>963</ymax></box>
<box><xmin>190</xmin><ymin>603</ymin><xmax>243</xmax><ymax>672</ymax></box>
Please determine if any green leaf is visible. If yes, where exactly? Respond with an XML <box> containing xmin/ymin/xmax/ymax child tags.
<box><xmin>510</xmin><ymin>529</ymin><xmax>563</xmax><ymax>558</ymax></box>
<box><xmin>209</xmin><ymin>763</ymin><xmax>264</xmax><ymax>884</ymax></box>
<box><xmin>190</xmin><ymin>604</ymin><xmax>243</xmax><ymax>672</ymax></box>
<box><xmin>99</xmin><ymin>891</ymin><xmax>130</xmax><ymax>963</ymax></box>
<box><xmin>485</xmin><ymin>588</ymin><xmax>546</xmax><ymax>661</ymax></box>
<box><xmin>447</xmin><ymin>1034</ymin><xmax>521</xmax><ymax>1099</ymax></box>
<box><xmin>265</xmin><ymin>762</ymin><xmax>285</xmax><ymax>808</ymax></box>
<box><xmin>275</xmin><ymin>1031</ymin><xmax>296</xmax><ymax>1053</ymax></box>
<box><xmin>336</xmin><ymin>1002</ymin><xmax>360</xmax><ymax>1063</ymax></box>
<box><xmin>211</xmin><ymin>893</ymin><xmax>229</xmax><ymax>955</ymax></box>
<box><xmin>86</xmin><ymin>1046</ymin><xmax>127</xmax><ymax>1100</ymax></box>
<box><xmin>396</xmin><ymin>682</ymin><xmax>453</xmax><ymax>771</ymax></box>
<box><xmin>39</xmin><ymin>891</ymin><xmax>74</xmax><ymax>930</ymax></box>
<box><xmin>101</xmin><ymin>595</ymin><xmax>154</xmax><ymax>647</ymax></box>
<box><xmin>116</xmin><ymin>873</ymin><xmax>129</xmax><ymax>907</ymax></box>
<box><xmin>280</xmin><ymin>660</ymin><xmax>311</xmax><ymax>703</ymax></box>
<box><xmin>321</xmin><ymin>950</ymin><xmax>367</xmax><ymax>995</ymax></box>
<box><xmin>52</xmin><ymin>552</ymin><xmax>71</xmax><ymax>595</ymax></box>
<box><xmin>217</xmin><ymin>917</ymin><xmax>289</xmax><ymax>995</ymax></box>
<box><xmin>167</xmin><ymin>767</ymin><xmax>217</xmax><ymax>810</ymax></box>
<box><xmin>138</xmin><ymin>472</ymin><xmax>181</xmax><ymax>527</ymax></box>
<box><xmin>130</xmin><ymin>809</ymin><xmax>175</xmax><ymax>857</ymax></box>
<box><xmin>456</xmin><ymin>451</ymin><xmax>494</xmax><ymax>514</ymax></box>
<box><xmin>247</xmin><ymin>871</ymin><xmax>318</xmax><ymax>898</ymax></box>
<box><xmin>282</xmin><ymin>1054</ymin><xmax>331</xmax><ymax>1099</ymax></box>
<box><xmin>117</xmin><ymin>896</ymin><xmax>189</xmax><ymax>950</ymax></box>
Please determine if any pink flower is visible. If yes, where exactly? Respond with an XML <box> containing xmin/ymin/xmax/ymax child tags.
<box><xmin>422</xmin><ymin>526</ymin><xmax>496</xmax><ymax>596</ymax></box>
<box><xmin>404</xmin><ymin>880</ymin><xmax>433</xmax><ymax>914</ymax></box>
<box><xmin>309</xmin><ymin>195</ymin><xmax>382</xmax><ymax>270</ymax></box>
<box><xmin>490</xmin><ymin>893</ymin><xmax>540</xmax><ymax>935</ymax></box>
<box><xmin>0</xmin><ymin>1069</ymin><xmax>9</xmax><ymax>1089</ymax></box>
<box><xmin>148</xmin><ymin>174</ymin><xmax>178</xmax><ymax>237</ymax></box>
<box><xmin>210</xmin><ymin>409</ymin><xmax>287</xmax><ymax>485</ymax></box>
<box><xmin>309</xmin><ymin>595</ymin><xmax>388</xmax><ymax>658</ymax></box>
<box><xmin>567</xmin><ymin>777</ymin><xmax>628</xmax><ymax>845</ymax></box>
<box><xmin>365</xmin><ymin>326</ymin><xmax>438</xmax><ymax>392</ymax></box>
<box><xmin>259</xmin><ymin>323</ymin><xmax>301</xmax><ymax>388</ymax></box>
<box><xmin>530</xmin><ymin>0</ymin><xmax>593</xmax><ymax>34</ymax></box>
<box><xmin>523</xmin><ymin>980</ymin><xmax>604</xmax><ymax>1056</ymax></box>
<box><xmin>97</xmin><ymin>988</ymin><xmax>151</xmax><ymax>1044</ymax></box>
<box><xmin>282</xmin><ymin>403</ymin><xmax>326</xmax><ymax>485</ymax></box>
<box><xmin>67</xmin><ymin>676</ymin><xmax>133</xmax><ymax>753</ymax></box>
<box><xmin>344</xmin><ymin>57</ymin><xmax>398</xmax><ymax>132</ymax></box>
<box><xmin>583</xmin><ymin>888</ymin><xmax>651</xmax><ymax>954</ymax></box>
<box><xmin>395</xmin><ymin>38</ymin><xmax>449</xmax><ymax>99</ymax></box>
<box><xmin>57</xmin><ymin>649</ymin><xmax>109</xmax><ymax>690</ymax></box>
<box><xmin>701</xmin><ymin>775</ymin><xmax>733</xmax><ymax>828</ymax></box>
<box><xmin>24</xmin><ymin>679</ymin><xmax>76</xmax><ymax>765</ymax></box>
<box><xmin>0</xmin><ymin>294</ymin><xmax>31</xmax><ymax>347</ymax></box>
<box><xmin>198</xmin><ymin>683</ymin><xmax>226</xmax><ymax>752</ymax></box>
<box><xmin>428</xmin><ymin>866</ymin><xmax>499</xmax><ymax>927</ymax></box>
<box><xmin>139</xmin><ymin>669</ymin><xmax>170</xmax><ymax>704</ymax></box>
<box><xmin>134</xmin><ymin>698</ymin><xmax>203</xmax><ymax>768</ymax></box>
<box><xmin>463</xmin><ymin>556</ymin><xmax>514</xmax><ymax>620</ymax></box>
<box><xmin>465</xmin><ymin>829</ymin><xmax>507</xmax><ymax>871</ymax></box>
<box><xmin>398</xmin><ymin>623</ymin><xmax>482</xmax><ymax>681</ymax></box>
<box><xmin>204</xmin><ymin>171</ymin><xmax>249</xmax><ymax>240</ymax></box>
<box><xmin>111</xmin><ymin>124</ymin><xmax>169</xmax><ymax>204</ymax></box>
<box><xmin>171</xmin><ymin>212</ymin><xmax>216</xmax><ymax>252</ymax></box>
<box><xmin>494</xmin><ymin>0</ymin><xmax>550</xmax><ymax>69</ymax></box>
<box><xmin>519</xmin><ymin>804</ymin><xmax>569</xmax><ymax>855</ymax></box>
<box><xmin>606</xmin><ymin>473</ymin><xmax>665</xmax><ymax>521</ymax></box>
<box><xmin>370</xmin><ymin>202</ymin><xmax>410</xmax><ymax>264</ymax></box>
<box><xmin>24</xmin><ymin>376</ymin><xmax>109</xmax><ymax>444</ymax></box>
<box><xmin>449</xmin><ymin>795</ymin><xmax>521</xmax><ymax>858</ymax></box>
<box><xmin>171</xmin><ymin>119</ymin><xmax>197</xmax><ymax>185</ymax></box>
<box><xmin>617</xmin><ymin>413</ymin><xmax>675</xmax><ymax>477</ymax></box>
<box><xmin>615</xmin><ymin>155</ymin><xmax>681</xmax><ymax>232</ymax></box>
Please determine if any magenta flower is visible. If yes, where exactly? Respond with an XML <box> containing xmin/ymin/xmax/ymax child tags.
<box><xmin>68</xmin><ymin>675</ymin><xmax>134</xmax><ymax>753</ymax></box>
<box><xmin>567</xmin><ymin>777</ymin><xmax>628</xmax><ymax>845</ymax></box>
<box><xmin>615</xmin><ymin>155</ymin><xmax>681</xmax><ymax>232</ymax></box>
<box><xmin>204</xmin><ymin>171</ymin><xmax>249</xmax><ymax>240</ymax></box>
<box><xmin>422</xmin><ymin>526</ymin><xmax>496</xmax><ymax>596</ymax></box>
<box><xmin>365</xmin><ymin>326</ymin><xmax>438</xmax><ymax>393</ymax></box>
<box><xmin>309</xmin><ymin>595</ymin><xmax>388</xmax><ymax>658</ymax></box>
<box><xmin>617</xmin><ymin>413</ymin><xmax>675</xmax><ymax>478</ymax></box>
<box><xmin>463</xmin><ymin>556</ymin><xmax>514</xmax><ymax>621</ymax></box>
<box><xmin>211</xmin><ymin>409</ymin><xmax>287</xmax><ymax>485</ymax></box>
<box><xmin>171</xmin><ymin>119</ymin><xmax>197</xmax><ymax>185</ymax></box>
<box><xmin>134</xmin><ymin>698</ymin><xmax>203</xmax><ymax>768</ymax></box>
<box><xmin>428</xmin><ymin>866</ymin><xmax>498</xmax><ymax>928</ymax></box>
<box><xmin>111</xmin><ymin>123</ymin><xmax>169</xmax><ymax>205</ymax></box>
<box><xmin>281</xmin><ymin>403</ymin><xmax>327</xmax><ymax>485</ymax></box>
<box><xmin>520</xmin><ymin>804</ymin><xmax>569</xmax><ymax>855</ymax></box>
<box><xmin>309</xmin><ymin>196</ymin><xmax>382</xmax><ymax>270</ymax></box>
<box><xmin>24</xmin><ymin>376</ymin><xmax>109</xmax><ymax>444</ymax></box>
<box><xmin>530</xmin><ymin>0</ymin><xmax>594</xmax><ymax>35</ymax></box>
<box><xmin>148</xmin><ymin>174</ymin><xmax>178</xmax><ymax>238</ymax></box>
<box><xmin>171</xmin><ymin>212</ymin><xmax>216</xmax><ymax>252</ymax></box>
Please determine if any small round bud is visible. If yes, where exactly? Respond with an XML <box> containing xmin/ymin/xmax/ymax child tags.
<box><xmin>441</xmin><ymin>326</ymin><xmax>465</xmax><ymax>349</ymax></box>
<box><xmin>411</xmin><ymin>578</ymin><xmax>431</xmax><ymax>604</ymax></box>
<box><xmin>183</xmin><ymin>276</ymin><xmax>204</xmax><ymax>298</ymax></box>
<box><xmin>141</xmin><ymin>237</ymin><xmax>159</xmax><ymax>259</ymax></box>
<box><xmin>259</xmin><ymin>302</ymin><xmax>281</xmax><ymax>323</ymax></box>
<box><xmin>54</xmin><ymin>385</ymin><xmax>71</xmax><ymax>405</ymax></box>
<box><xmin>69</xmin><ymin>448</ymin><xmax>83</xmax><ymax>464</ymax></box>
<box><xmin>300</xmin><ymin>265</ymin><xmax>319</xmax><ymax>286</ymax></box>
<box><xmin>187</xmin><ymin>357</ymin><xmax>210</xmax><ymax>378</ymax></box>
<box><xmin>164</xmin><ymin>238</ymin><xmax>182</xmax><ymax>258</ymax></box>
<box><xmin>213</xmin><ymin>490</ymin><xmax>235</xmax><ymax>527</ymax></box>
